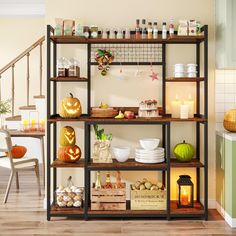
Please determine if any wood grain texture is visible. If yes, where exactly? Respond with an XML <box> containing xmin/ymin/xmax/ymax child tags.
<box><xmin>0</xmin><ymin>166</ymin><xmax>235</xmax><ymax>235</ymax></box>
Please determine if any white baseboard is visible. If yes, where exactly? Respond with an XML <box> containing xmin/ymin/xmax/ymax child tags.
<box><xmin>216</xmin><ymin>202</ymin><xmax>236</xmax><ymax>228</ymax></box>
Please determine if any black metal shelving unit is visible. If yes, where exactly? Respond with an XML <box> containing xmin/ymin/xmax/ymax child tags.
<box><xmin>46</xmin><ymin>25</ymin><xmax>208</xmax><ymax>221</ymax></box>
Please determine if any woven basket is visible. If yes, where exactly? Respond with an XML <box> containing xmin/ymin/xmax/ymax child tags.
<box><xmin>223</xmin><ymin>109</ymin><xmax>236</xmax><ymax>132</ymax></box>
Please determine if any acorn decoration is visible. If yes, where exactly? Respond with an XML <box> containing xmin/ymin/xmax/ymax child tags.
<box><xmin>95</xmin><ymin>49</ymin><xmax>114</xmax><ymax>76</ymax></box>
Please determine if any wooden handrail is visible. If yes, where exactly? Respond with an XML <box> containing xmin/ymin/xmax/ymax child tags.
<box><xmin>0</xmin><ymin>36</ymin><xmax>45</xmax><ymax>75</ymax></box>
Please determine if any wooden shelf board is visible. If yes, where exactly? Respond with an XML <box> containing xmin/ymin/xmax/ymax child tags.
<box><xmin>170</xmin><ymin>159</ymin><xmax>204</xmax><ymax>168</ymax></box>
<box><xmin>166</xmin><ymin>77</ymin><xmax>204</xmax><ymax>82</ymax></box>
<box><xmin>50</xmin><ymin>204</ymin><xmax>84</xmax><ymax>215</ymax></box>
<box><xmin>170</xmin><ymin>201</ymin><xmax>204</xmax><ymax>216</ymax></box>
<box><xmin>48</xmin><ymin>114</ymin><xmax>89</xmax><ymax>122</ymax></box>
<box><xmin>48</xmin><ymin>114</ymin><xmax>207</xmax><ymax>123</ymax></box>
<box><xmin>88</xmin><ymin>159</ymin><xmax>167</xmax><ymax>170</ymax></box>
<box><xmin>50</xmin><ymin>77</ymin><xmax>88</xmax><ymax>82</ymax></box>
<box><xmin>50</xmin><ymin>35</ymin><xmax>205</xmax><ymax>44</ymax></box>
<box><xmin>51</xmin><ymin>159</ymin><xmax>84</xmax><ymax>168</ymax></box>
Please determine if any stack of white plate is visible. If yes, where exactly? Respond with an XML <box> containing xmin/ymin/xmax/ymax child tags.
<box><xmin>187</xmin><ymin>64</ymin><xmax>197</xmax><ymax>77</ymax></box>
<box><xmin>135</xmin><ymin>147</ymin><xmax>165</xmax><ymax>163</ymax></box>
<box><xmin>174</xmin><ymin>64</ymin><xmax>185</xmax><ymax>77</ymax></box>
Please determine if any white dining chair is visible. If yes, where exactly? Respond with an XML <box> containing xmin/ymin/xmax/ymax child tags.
<box><xmin>0</xmin><ymin>129</ymin><xmax>41</xmax><ymax>203</ymax></box>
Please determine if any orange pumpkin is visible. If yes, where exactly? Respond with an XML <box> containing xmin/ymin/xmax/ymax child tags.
<box><xmin>5</xmin><ymin>145</ymin><xmax>27</xmax><ymax>158</ymax></box>
<box><xmin>58</xmin><ymin>145</ymin><xmax>81</xmax><ymax>163</ymax></box>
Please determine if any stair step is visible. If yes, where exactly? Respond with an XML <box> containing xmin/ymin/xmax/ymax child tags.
<box><xmin>19</xmin><ymin>105</ymin><xmax>36</xmax><ymax>110</ymax></box>
<box><xmin>33</xmin><ymin>95</ymin><xmax>45</xmax><ymax>99</ymax></box>
<box><xmin>5</xmin><ymin>115</ymin><xmax>21</xmax><ymax>121</ymax></box>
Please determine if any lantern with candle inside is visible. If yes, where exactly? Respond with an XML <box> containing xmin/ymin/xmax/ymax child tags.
<box><xmin>177</xmin><ymin>175</ymin><xmax>194</xmax><ymax>208</ymax></box>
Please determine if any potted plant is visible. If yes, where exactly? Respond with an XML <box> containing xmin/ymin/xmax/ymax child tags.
<box><xmin>92</xmin><ymin>125</ymin><xmax>113</xmax><ymax>163</ymax></box>
<box><xmin>0</xmin><ymin>99</ymin><xmax>11</xmax><ymax>129</ymax></box>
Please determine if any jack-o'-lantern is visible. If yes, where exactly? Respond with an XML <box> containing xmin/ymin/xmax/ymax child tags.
<box><xmin>60</xmin><ymin>126</ymin><xmax>76</xmax><ymax>146</ymax></box>
<box><xmin>58</xmin><ymin>145</ymin><xmax>81</xmax><ymax>163</ymax></box>
<box><xmin>59</xmin><ymin>93</ymin><xmax>82</xmax><ymax>118</ymax></box>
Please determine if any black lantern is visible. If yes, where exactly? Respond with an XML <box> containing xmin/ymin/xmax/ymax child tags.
<box><xmin>177</xmin><ymin>175</ymin><xmax>194</xmax><ymax>208</ymax></box>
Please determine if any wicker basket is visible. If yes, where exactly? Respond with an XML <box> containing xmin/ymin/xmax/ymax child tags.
<box><xmin>223</xmin><ymin>109</ymin><xmax>236</xmax><ymax>132</ymax></box>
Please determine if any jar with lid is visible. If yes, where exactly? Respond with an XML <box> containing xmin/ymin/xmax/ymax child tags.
<box><xmin>90</xmin><ymin>25</ymin><xmax>98</xmax><ymax>38</ymax></box>
<box><xmin>68</xmin><ymin>58</ymin><xmax>80</xmax><ymax>77</ymax></box>
<box><xmin>83</xmin><ymin>26</ymin><xmax>90</xmax><ymax>38</ymax></box>
<box><xmin>57</xmin><ymin>57</ymin><xmax>69</xmax><ymax>77</ymax></box>
<box><xmin>153</xmin><ymin>22</ymin><xmax>158</xmax><ymax>39</ymax></box>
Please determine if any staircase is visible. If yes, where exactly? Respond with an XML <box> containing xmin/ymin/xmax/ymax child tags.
<box><xmin>0</xmin><ymin>36</ymin><xmax>45</xmax><ymax>130</ymax></box>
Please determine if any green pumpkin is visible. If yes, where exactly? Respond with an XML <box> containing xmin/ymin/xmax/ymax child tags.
<box><xmin>173</xmin><ymin>140</ymin><xmax>194</xmax><ymax>162</ymax></box>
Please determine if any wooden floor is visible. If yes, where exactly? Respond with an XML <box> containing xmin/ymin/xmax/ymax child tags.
<box><xmin>0</xmin><ymin>166</ymin><xmax>235</xmax><ymax>235</ymax></box>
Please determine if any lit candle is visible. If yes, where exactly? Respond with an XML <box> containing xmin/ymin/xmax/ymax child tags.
<box><xmin>39</xmin><ymin>119</ymin><xmax>45</xmax><ymax>132</ymax></box>
<box><xmin>184</xmin><ymin>95</ymin><xmax>194</xmax><ymax>118</ymax></box>
<box><xmin>181</xmin><ymin>188</ymin><xmax>189</xmax><ymax>206</ymax></box>
<box><xmin>180</xmin><ymin>104</ymin><xmax>189</xmax><ymax>119</ymax></box>
<box><xmin>171</xmin><ymin>95</ymin><xmax>181</xmax><ymax>118</ymax></box>
<box><xmin>31</xmin><ymin>119</ymin><xmax>36</xmax><ymax>125</ymax></box>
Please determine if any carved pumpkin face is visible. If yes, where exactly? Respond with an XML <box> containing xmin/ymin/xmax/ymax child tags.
<box><xmin>58</xmin><ymin>145</ymin><xmax>81</xmax><ymax>163</ymax></box>
<box><xmin>60</xmin><ymin>126</ymin><xmax>76</xmax><ymax>146</ymax></box>
<box><xmin>59</xmin><ymin>93</ymin><xmax>82</xmax><ymax>118</ymax></box>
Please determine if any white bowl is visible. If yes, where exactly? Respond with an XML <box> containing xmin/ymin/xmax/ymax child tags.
<box><xmin>139</xmin><ymin>138</ymin><xmax>160</xmax><ymax>150</ymax></box>
<box><xmin>112</xmin><ymin>146</ymin><xmax>130</xmax><ymax>162</ymax></box>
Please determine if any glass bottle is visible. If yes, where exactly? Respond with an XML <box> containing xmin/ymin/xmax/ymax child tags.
<box><xmin>102</xmin><ymin>28</ymin><xmax>107</xmax><ymax>39</ymax></box>
<box><xmin>104</xmin><ymin>172</ymin><xmax>112</xmax><ymax>189</ymax></box>
<box><xmin>125</xmin><ymin>28</ymin><xmax>131</xmax><ymax>39</ymax></box>
<box><xmin>169</xmin><ymin>19</ymin><xmax>175</xmax><ymax>37</ymax></box>
<box><xmin>117</xmin><ymin>28</ymin><xmax>123</xmax><ymax>39</ymax></box>
<box><xmin>141</xmin><ymin>19</ymin><xmax>147</xmax><ymax>39</ymax></box>
<box><xmin>135</xmin><ymin>19</ymin><xmax>141</xmax><ymax>39</ymax></box>
<box><xmin>147</xmin><ymin>22</ymin><xmax>153</xmax><ymax>39</ymax></box>
<box><xmin>95</xmin><ymin>171</ymin><xmax>102</xmax><ymax>189</ymax></box>
<box><xmin>109</xmin><ymin>28</ymin><xmax>115</xmax><ymax>39</ymax></box>
<box><xmin>162</xmin><ymin>22</ymin><xmax>167</xmax><ymax>39</ymax></box>
<box><xmin>153</xmin><ymin>22</ymin><xmax>158</xmax><ymax>39</ymax></box>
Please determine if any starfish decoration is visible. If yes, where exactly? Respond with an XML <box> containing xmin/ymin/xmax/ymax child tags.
<box><xmin>149</xmin><ymin>63</ymin><xmax>159</xmax><ymax>81</ymax></box>
<box><xmin>149</xmin><ymin>70</ymin><xmax>159</xmax><ymax>81</ymax></box>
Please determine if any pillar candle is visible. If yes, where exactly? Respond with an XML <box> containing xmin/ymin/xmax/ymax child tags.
<box><xmin>181</xmin><ymin>189</ymin><xmax>189</xmax><ymax>206</ymax></box>
<box><xmin>180</xmin><ymin>104</ymin><xmax>189</xmax><ymax>119</ymax></box>
<box><xmin>171</xmin><ymin>95</ymin><xmax>181</xmax><ymax>118</ymax></box>
<box><xmin>184</xmin><ymin>95</ymin><xmax>194</xmax><ymax>118</ymax></box>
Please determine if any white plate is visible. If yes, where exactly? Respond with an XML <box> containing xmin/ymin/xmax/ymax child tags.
<box><xmin>135</xmin><ymin>157</ymin><xmax>165</xmax><ymax>164</ymax></box>
<box><xmin>135</xmin><ymin>154</ymin><xmax>165</xmax><ymax>160</ymax></box>
<box><xmin>135</xmin><ymin>147</ymin><xmax>165</xmax><ymax>154</ymax></box>
<box><xmin>135</xmin><ymin>153</ymin><xmax>165</xmax><ymax>158</ymax></box>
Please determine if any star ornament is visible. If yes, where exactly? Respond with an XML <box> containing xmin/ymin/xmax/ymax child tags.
<box><xmin>149</xmin><ymin>70</ymin><xmax>159</xmax><ymax>81</ymax></box>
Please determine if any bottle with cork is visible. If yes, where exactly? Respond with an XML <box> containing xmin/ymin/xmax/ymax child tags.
<box><xmin>147</xmin><ymin>22</ymin><xmax>153</xmax><ymax>39</ymax></box>
<box><xmin>141</xmin><ymin>19</ymin><xmax>147</xmax><ymax>39</ymax></box>
<box><xmin>153</xmin><ymin>22</ymin><xmax>158</xmax><ymax>39</ymax></box>
<box><xmin>135</xmin><ymin>19</ymin><xmax>141</xmax><ymax>39</ymax></box>
<box><xmin>162</xmin><ymin>22</ymin><xmax>167</xmax><ymax>39</ymax></box>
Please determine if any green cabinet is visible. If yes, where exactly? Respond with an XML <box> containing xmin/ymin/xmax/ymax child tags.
<box><xmin>216</xmin><ymin>131</ymin><xmax>236</xmax><ymax>227</ymax></box>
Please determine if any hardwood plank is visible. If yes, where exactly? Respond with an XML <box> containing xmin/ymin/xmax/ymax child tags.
<box><xmin>50</xmin><ymin>159</ymin><xmax>84</xmax><ymax>168</ymax></box>
<box><xmin>50</xmin><ymin>77</ymin><xmax>88</xmax><ymax>82</ymax></box>
<box><xmin>170</xmin><ymin>159</ymin><xmax>204</xmax><ymax>168</ymax></box>
<box><xmin>166</xmin><ymin>77</ymin><xmax>205</xmax><ymax>82</ymax></box>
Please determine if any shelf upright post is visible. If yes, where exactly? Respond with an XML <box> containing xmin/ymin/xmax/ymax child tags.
<box><xmin>196</xmin><ymin>42</ymin><xmax>201</xmax><ymax>202</ymax></box>
<box><xmin>87</xmin><ymin>43</ymin><xmax>91</xmax><ymax>115</ymax></box>
<box><xmin>53</xmin><ymin>41</ymin><xmax>57</xmax><ymax>197</ymax></box>
<box><xmin>162</xmin><ymin>43</ymin><xmax>167</xmax><ymax>187</ymax></box>
<box><xmin>204</xmin><ymin>25</ymin><xmax>208</xmax><ymax>220</ymax></box>
<box><xmin>166</xmin><ymin>122</ymin><xmax>171</xmax><ymax>220</ymax></box>
<box><xmin>46</xmin><ymin>25</ymin><xmax>51</xmax><ymax>221</ymax></box>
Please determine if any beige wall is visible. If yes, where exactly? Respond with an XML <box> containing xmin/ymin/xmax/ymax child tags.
<box><xmin>0</xmin><ymin>17</ymin><xmax>45</xmax><ymax>111</ymax></box>
<box><xmin>46</xmin><ymin>0</ymin><xmax>215</xmax><ymax>202</ymax></box>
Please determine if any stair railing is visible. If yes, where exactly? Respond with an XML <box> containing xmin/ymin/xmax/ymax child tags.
<box><xmin>0</xmin><ymin>36</ymin><xmax>45</xmax><ymax>118</ymax></box>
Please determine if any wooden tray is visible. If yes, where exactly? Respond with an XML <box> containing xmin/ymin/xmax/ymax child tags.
<box><xmin>91</xmin><ymin>107</ymin><xmax>118</xmax><ymax>118</ymax></box>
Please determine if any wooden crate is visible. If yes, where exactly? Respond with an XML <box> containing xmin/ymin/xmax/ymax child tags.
<box><xmin>91</xmin><ymin>184</ymin><xmax>126</xmax><ymax>210</ymax></box>
<box><xmin>130</xmin><ymin>187</ymin><xmax>166</xmax><ymax>210</ymax></box>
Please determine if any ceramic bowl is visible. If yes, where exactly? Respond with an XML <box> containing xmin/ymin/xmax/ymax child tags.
<box><xmin>139</xmin><ymin>138</ymin><xmax>160</xmax><ymax>150</ymax></box>
<box><xmin>112</xmin><ymin>146</ymin><xmax>131</xmax><ymax>162</ymax></box>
